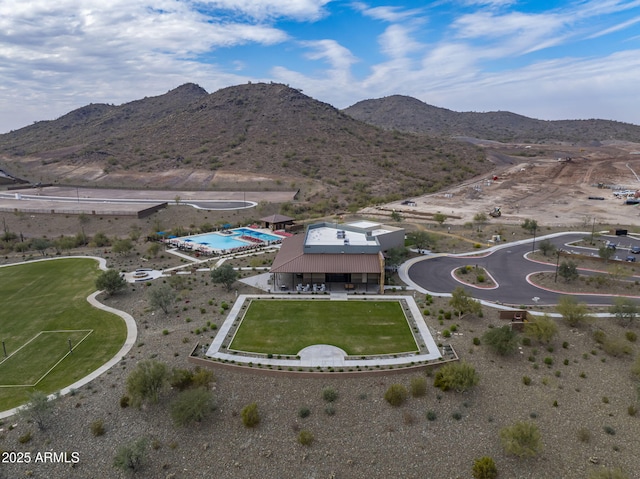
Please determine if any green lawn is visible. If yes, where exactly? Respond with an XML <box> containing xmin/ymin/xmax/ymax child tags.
<box><xmin>229</xmin><ymin>300</ymin><xmax>417</xmax><ymax>355</ymax></box>
<box><xmin>0</xmin><ymin>258</ymin><xmax>127</xmax><ymax>411</ymax></box>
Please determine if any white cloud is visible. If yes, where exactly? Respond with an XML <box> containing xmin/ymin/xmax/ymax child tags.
<box><xmin>194</xmin><ymin>0</ymin><xmax>333</xmax><ymax>21</ymax></box>
<box><xmin>378</xmin><ymin>24</ymin><xmax>423</xmax><ymax>58</ymax></box>
<box><xmin>588</xmin><ymin>15</ymin><xmax>640</xmax><ymax>38</ymax></box>
<box><xmin>352</xmin><ymin>3</ymin><xmax>425</xmax><ymax>22</ymax></box>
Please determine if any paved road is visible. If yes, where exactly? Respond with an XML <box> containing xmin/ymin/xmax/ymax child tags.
<box><xmin>403</xmin><ymin>232</ymin><xmax>640</xmax><ymax>307</ymax></box>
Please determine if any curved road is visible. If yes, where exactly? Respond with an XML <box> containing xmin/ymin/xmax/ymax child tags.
<box><xmin>402</xmin><ymin>232</ymin><xmax>640</xmax><ymax>307</ymax></box>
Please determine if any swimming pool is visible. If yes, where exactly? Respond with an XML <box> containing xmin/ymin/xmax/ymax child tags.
<box><xmin>234</xmin><ymin>228</ymin><xmax>282</xmax><ymax>242</ymax></box>
<box><xmin>176</xmin><ymin>228</ymin><xmax>282</xmax><ymax>252</ymax></box>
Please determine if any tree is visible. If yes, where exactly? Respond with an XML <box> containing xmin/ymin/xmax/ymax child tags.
<box><xmin>449</xmin><ymin>286</ymin><xmax>482</xmax><ymax>319</ymax></box>
<box><xmin>95</xmin><ymin>268</ymin><xmax>127</xmax><ymax>296</ymax></box>
<box><xmin>113</xmin><ymin>437</ymin><xmax>148</xmax><ymax>473</ymax></box>
<box><xmin>385</xmin><ymin>246</ymin><xmax>409</xmax><ymax>271</ymax></box>
<box><xmin>148</xmin><ymin>284</ymin><xmax>176</xmax><ymax>314</ymax></box>
<box><xmin>210</xmin><ymin>263</ymin><xmax>238</xmax><ymax>291</ymax></box>
<box><xmin>558</xmin><ymin>260</ymin><xmax>578</xmax><ymax>282</ymax></box>
<box><xmin>473</xmin><ymin>213</ymin><xmax>488</xmax><ymax>231</ymax></box>
<box><xmin>524</xmin><ymin>315</ymin><xmax>558</xmax><ymax>344</ymax></box>
<box><xmin>19</xmin><ymin>391</ymin><xmax>53</xmax><ymax>431</ymax></box>
<box><xmin>112</xmin><ymin>238</ymin><xmax>134</xmax><ymax>256</ymax></box>
<box><xmin>126</xmin><ymin>359</ymin><xmax>168</xmax><ymax>407</ymax></box>
<box><xmin>472</xmin><ymin>456</ymin><xmax>498</xmax><ymax>479</ymax></box>
<box><xmin>56</xmin><ymin>236</ymin><xmax>77</xmax><ymax>253</ymax></box>
<box><xmin>500</xmin><ymin>421</ymin><xmax>542</xmax><ymax>457</ymax></box>
<box><xmin>390</xmin><ymin>210</ymin><xmax>402</xmax><ymax>222</ymax></box>
<box><xmin>433</xmin><ymin>360</ymin><xmax>479</xmax><ymax>392</ymax></box>
<box><xmin>31</xmin><ymin>237</ymin><xmax>52</xmax><ymax>256</ymax></box>
<box><xmin>408</xmin><ymin>230</ymin><xmax>433</xmax><ymax>252</ymax></box>
<box><xmin>557</xmin><ymin>295</ymin><xmax>592</xmax><ymax>327</ymax></box>
<box><xmin>433</xmin><ymin>213</ymin><xmax>447</xmax><ymax>226</ymax></box>
<box><xmin>521</xmin><ymin>218</ymin><xmax>538</xmax><ymax>235</ymax></box>
<box><xmin>483</xmin><ymin>325</ymin><xmax>519</xmax><ymax>355</ymax></box>
<box><xmin>538</xmin><ymin>239</ymin><xmax>556</xmax><ymax>256</ymax></box>
<box><xmin>92</xmin><ymin>231</ymin><xmax>111</xmax><ymax>247</ymax></box>
<box><xmin>610</xmin><ymin>297</ymin><xmax>639</xmax><ymax>326</ymax></box>
<box><xmin>170</xmin><ymin>388</ymin><xmax>216</xmax><ymax>427</ymax></box>
<box><xmin>598</xmin><ymin>246</ymin><xmax>615</xmax><ymax>263</ymax></box>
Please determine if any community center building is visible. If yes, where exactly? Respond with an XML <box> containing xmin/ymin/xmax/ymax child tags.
<box><xmin>270</xmin><ymin>220</ymin><xmax>404</xmax><ymax>294</ymax></box>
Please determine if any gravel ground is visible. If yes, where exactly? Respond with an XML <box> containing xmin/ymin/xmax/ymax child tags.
<box><xmin>1</xmin><ymin>211</ymin><xmax>639</xmax><ymax>479</ymax></box>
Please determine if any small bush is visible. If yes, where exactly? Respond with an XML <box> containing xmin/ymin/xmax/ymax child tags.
<box><xmin>410</xmin><ymin>376</ymin><xmax>427</xmax><ymax>397</ymax></box>
<box><xmin>162</xmin><ymin>329</ymin><xmax>169</xmax><ymax>335</ymax></box>
<box><xmin>626</xmin><ymin>331</ymin><xmax>637</xmax><ymax>342</ymax></box>
<box><xmin>588</xmin><ymin>468</ymin><xmax>630</xmax><ymax>479</ymax></box>
<box><xmin>384</xmin><ymin>384</ymin><xmax>408</xmax><ymax>407</ymax></box>
<box><xmin>628</xmin><ymin>404</ymin><xmax>637</xmax><ymax>416</ymax></box>
<box><xmin>473</xmin><ymin>337</ymin><xmax>481</xmax><ymax>346</ymax></box>
<box><xmin>472</xmin><ymin>456</ymin><xmax>498</xmax><ymax>479</ymax></box>
<box><xmin>120</xmin><ymin>395</ymin><xmax>130</xmax><ymax>408</ymax></box>
<box><xmin>603</xmin><ymin>425</ymin><xmax>616</xmax><ymax>435</ymax></box>
<box><xmin>543</xmin><ymin>357</ymin><xmax>553</xmax><ymax>366</ymax></box>
<box><xmin>500</xmin><ymin>421</ymin><xmax>542</xmax><ymax>457</ymax></box>
<box><xmin>602</xmin><ymin>338</ymin><xmax>632</xmax><ymax>357</ymax></box>
<box><xmin>452</xmin><ymin>411</ymin><xmax>462</xmax><ymax>420</ymax></box>
<box><xmin>426</xmin><ymin>410</ymin><xmax>437</xmax><ymax>421</ymax></box>
<box><xmin>434</xmin><ymin>361</ymin><xmax>479</xmax><ymax>392</ymax></box>
<box><xmin>324</xmin><ymin>404</ymin><xmax>335</xmax><ymax>416</ymax></box>
<box><xmin>577</xmin><ymin>427</ymin><xmax>591</xmax><ymax>443</ymax></box>
<box><xmin>18</xmin><ymin>431</ymin><xmax>32</xmax><ymax>444</ymax></box>
<box><xmin>322</xmin><ymin>387</ymin><xmax>338</xmax><ymax>403</ymax></box>
<box><xmin>298</xmin><ymin>407</ymin><xmax>311</xmax><ymax>419</ymax></box>
<box><xmin>241</xmin><ymin>402</ymin><xmax>260</xmax><ymax>428</ymax></box>
<box><xmin>298</xmin><ymin>429</ymin><xmax>314</xmax><ymax>446</ymax></box>
<box><xmin>90</xmin><ymin>419</ymin><xmax>106</xmax><ymax>437</ymax></box>
<box><xmin>522</xmin><ymin>376</ymin><xmax>532</xmax><ymax>386</ymax></box>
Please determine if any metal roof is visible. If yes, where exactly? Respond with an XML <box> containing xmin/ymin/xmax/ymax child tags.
<box><xmin>271</xmin><ymin>234</ymin><xmax>382</xmax><ymax>273</ymax></box>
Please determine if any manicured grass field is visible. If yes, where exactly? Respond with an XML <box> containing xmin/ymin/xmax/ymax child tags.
<box><xmin>0</xmin><ymin>258</ymin><xmax>127</xmax><ymax>411</ymax></box>
<box><xmin>229</xmin><ymin>300</ymin><xmax>417</xmax><ymax>355</ymax></box>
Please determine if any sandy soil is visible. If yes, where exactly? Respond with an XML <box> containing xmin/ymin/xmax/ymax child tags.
<box><xmin>365</xmin><ymin>142</ymin><xmax>640</xmax><ymax>229</ymax></box>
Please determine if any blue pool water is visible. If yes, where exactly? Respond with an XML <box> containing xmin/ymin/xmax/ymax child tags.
<box><xmin>233</xmin><ymin>227</ymin><xmax>281</xmax><ymax>242</ymax></box>
<box><xmin>178</xmin><ymin>228</ymin><xmax>281</xmax><ymax>251</ymax></box>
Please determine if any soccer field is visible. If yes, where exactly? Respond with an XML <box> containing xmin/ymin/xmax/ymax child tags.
<box><xmin>0</xmin><ymin>258</ymin><xmax>127</xmax><ymax>411</ymax></box>
<box><xmin>229</xmin><ymin>299</ymin><xmax>418</xmax><ymax>355</ymax></box>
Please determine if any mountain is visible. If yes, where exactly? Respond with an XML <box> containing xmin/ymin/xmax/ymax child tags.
<box><xmin>343</xmin><ymin>95</ymin><xmax>640</xmax><ymax>144</ymax></box>
<box><xmin>0</xmin><ymin>83</ymin><xmax>486</xmax><ymax>214</ymax></box>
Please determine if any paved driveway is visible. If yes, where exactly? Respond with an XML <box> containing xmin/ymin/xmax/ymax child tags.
<box><xmin>402</xmin><ymin>232</ymin><xmax>640</xmax><ymax>307</ymax></box>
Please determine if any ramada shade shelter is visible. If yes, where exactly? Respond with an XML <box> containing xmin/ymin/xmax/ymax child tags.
<box><xmin>270</xmin><ymin>221</ymin><xmax>404</xmax><ymax>293</ymax></box>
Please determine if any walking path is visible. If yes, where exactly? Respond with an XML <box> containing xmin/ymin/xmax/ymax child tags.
<box><xmin>0</xmin><ymin>256</ymin><xmax>137</xmax><ymax>420</ymax></box>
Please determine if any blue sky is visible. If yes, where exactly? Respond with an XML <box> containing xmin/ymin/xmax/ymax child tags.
<box><xmin>1</xmin><ymin>0</ymin><xmax>640</xmax><ymax>133</ymax></box>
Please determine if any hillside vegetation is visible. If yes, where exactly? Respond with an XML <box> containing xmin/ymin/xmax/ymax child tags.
<box><xmin>344</xmin><ymin>95</ymin><xmax>640</xmax><ymax>144</ymax></box>
<box><xmin>0</xmin><ymin>83</ymin><xmax>486</xmax><ymax>215</ymax></box>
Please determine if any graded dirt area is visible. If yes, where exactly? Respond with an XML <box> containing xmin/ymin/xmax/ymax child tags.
<box><xmin>366</xmin><ymin>141</ymin><xmax>640</xmax><ymax>229</ymax></box>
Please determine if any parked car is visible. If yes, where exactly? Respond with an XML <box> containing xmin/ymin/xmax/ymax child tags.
<box><xmin>631</xmin><ymin>246</ymin><xmax>640</xmax><ymax>254</ymax></box>
<box><xmin>606</xmin><ymin>242</ymin><xmax>617</xmax><ymax>250</ymax></box>
<box><xmin>626</xmin><ymin>256</ymin><xmax>636</xmax><ymax>262</ymax></box>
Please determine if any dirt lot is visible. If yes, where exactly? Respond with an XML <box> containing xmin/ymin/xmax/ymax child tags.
<box><xmin>365</xmin><ymin>141</ymin><xmax>640</xmax><ymax>229</ymax></box>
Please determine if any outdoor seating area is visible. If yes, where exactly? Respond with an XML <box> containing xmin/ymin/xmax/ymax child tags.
<box><xmin>296</xmin><ymin>283</ymin><xmax>326</xmax><ymax>292</ymax></box>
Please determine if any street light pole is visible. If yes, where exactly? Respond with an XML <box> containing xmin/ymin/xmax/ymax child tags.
<box><xmin>555</xmin><ymin>249</ymin><xmax>562</xmax><ymax>282</ymax></box>
<box><xmin>531</xmin><ymin>226</ymin><xmax>537</xmax><ymax>253</ymax></box>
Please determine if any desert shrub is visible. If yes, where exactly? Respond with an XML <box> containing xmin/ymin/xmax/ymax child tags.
<box><xmin>170</xmin><ymin>388</ymin><xmax>216</xmax><ymax>427</ymax></box>
<box><xmin>577</xmin><ymin>427</ymin><xmax>591</xmax><ymax>443</ymax></box>
<box><xmin>170</xmin><ymin>368</ymin><xmax>194</xmax><ymax>391</ymax></box>
<box><xmin>593</xmin><ymin>330</ymin><xmax>607</xmax><ymax>344</ymax></box>
<box><xmin>18</xmin><ymin>391</ymin><xmax>54</xmax><ymax>431</ymax></box>
<box><xmin>442</xmin><ymin>329</ymin><xmax>451</xmax><ymax>338</ymax></box>
<box><xmin>298</xmin><ymin>407</ymin><xmax>311</xmax><ymax>419</ymax></box>
<box><xmin>18</xmin><ymin>431</ymin><xmax>32</xmax><ymax>444</ymax></box>
<box><xmin>113</xmin><ymin>437</ymin><xmax>148</xmax><ymax>473</ymax></box>
<box><xmin>602</xmin><ymin>338</ymin><xmax>632</xmax><ymax>357</ymax></box>
<box><xmin>632</xmin><ymin>356</ymin><xmax>640</xmax><ymax>379</ymax></box>
<box><xmin>241</xmin><ymin>402</ymin><xmax>260</xmax><ymax>428</ymax></box>
<box><xmin>522</xmin><ymin>376</ymin><xmax>532</xmax><ymax>386</ymax></box>
<box><xmin>298</xmin><ymin>430</ymin><xmax>314</xmax><ymax>446</ymax></box>
<box><xmin>603</xmin><ymin>425</ymin><xmax>616</xmax><ymax>435</ymax></box>
<box><xmin>426</xmin><ymin>410</ymin><xmax>437</xmax><ymax>421</ymax></box>
<box><xmin>500</xmin><ymin>421</ymin><xmax>542</xmax><ymax>457</ymax></box>
<box><xmin>384</xmin><ymin>384</ymin><xmax>408</xmax><ymax>407</ymax></box>
<box><xmin>434</xmin><ymin>361</ymin><xmax>480</xmax><ymax>392</ymax></box>
<box><xmin>126</xmin><ymin>359</ymin><xmax>168</xmax><ymax>407</ymax></box>
<box><xmin>588</xmin><ymin>468</ymin><xmax>629</xmax><ymax>479</ymax></box>
<box><xmin>628</xmin><ymin>404</ymin><xmax>637</xmax><ymax>416</ymax></box>
<box><xmin>473</xmin><ymin>337</ymin><xmax>481</xmax><ymax>346</ymax></box>
<box><xmin>524</xmin><ymin>315</ymin><xmax>558</xmax><ymax>343</ymax></box>
<box><xmin>120</xmin><ymin>395</ymin><xmax>130</xmax><ymax>408</ymax></box>
<box><xmin>324</xmin><ymin>404</ymin><xmax>335</xmax><ymax>416</ymax></box>
<box><xmin>483</xmin><ymin>325</ymin><xmax>519</xmax><ymax>355</ymax></box>
<box><xmin>322</xmin><ymin>387</ymin><xmax>338</xmax><ymax>403</ymax></box>
<box><xmin>472</xmin><ymin>456</ymin><xmax>498</xmax><ymax>479</ymax></box>
<box><xmin>191</xmin><ymin>367</ymin><xmax>215</xmax><ymax>389</ymax></box>
<box><xmin>410</xmin><ymin>376</ymin><xmax>427</xmax><ymax>397</ymax></box>
<box><xmin>626</xmin><ymin>331</ymin><xmax>637</xmax><ymax>342</ymax></box>
<box><xmin>544</xmin><ymin>357</ymin><xmax>553</xmax><ymax>366</ymax></box>
<box><xmin>90</xmin><ymin>419</ymin><xmax>106</xmax><ymax>437</ymax></box>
